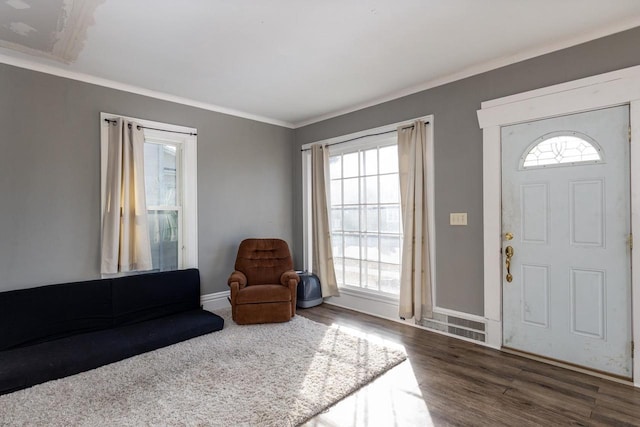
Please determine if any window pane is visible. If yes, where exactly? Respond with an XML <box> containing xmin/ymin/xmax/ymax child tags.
<box><xmin>144</xmin><ymin>143</ymin><xmax>177</xmax><ymax>206</ymax></box>
<box><xmin>379</xmin><ymin>174</ymin><xmax>399</xmax><ymax>203</ymax></box>
<box><xmin>334</xmin><ymin>257</ymin><xmax>344</xmax><ymax>285</ymax></box>
<box><xmin>331</xmin><ymin>208</ymin><xmax>342</xmax><ymax>231</ymax></box>
<box><xmin>379</xmin><ymin>145</ymin><xmax>398</xmax><ymax>174</ymax></box>
<box><xmin>344</xmin><ymin>234</ymin><xmax>360</xmax><ymax>259</ymax></box>
<box><xmin>343</xmin><ymin>178</ymin><xmax>359</xmax><ymax>205</ymax></box>
<box><xmin>366</xmin><ymin>206</ymin><xmax>379</xmax><ymax>232</ymax></box>
<box><xmin>366</xmin><ymin>235</ymin><xmax>379</xmax><ymax>261</ymax></box>
<box><xmin>330</xmin><ymin>180</ymin><xmax>342</xmax><ymax>206</ymax></box>
<box><xmin>331</xmin><ymin>233</ymin><xmax>343</xmax><ymax>257</ymax></box>
<box><xmin>380</xmin><ymin>263</ymin><xmax>400</xmax><ymax>294</ymax></box>
<box><xmin>380</xmin><ymin>205</ymin><xmax>401</xmax><ymax>233</ymax></box>
<box><xmin>363</xmin><ymin>176</ymin><xmax>377</xmax><ymax>204</ymax></box>
<box><xmin>343</xmin><ymin>152</ymin><xmax>359</xmax><ymax>178</ymax></box>
<box><xmin>523</xmin><ymin>134</ymin><xmax>602</xmax><ymax>168</ymax></box>
<box><xmin>365</xmin><ymin>261</ymin><xmax>379</xmax><ymax>291</ymax></box>
<box><xmin>380</xmin><ymin>236</ymin><xmax>401</xmax><ymax>264</ymax></box>
<box><xmin>329</xmin><ymin>155</ymin><xmax>342</xmax><ymax>179</ymax></box>
<box><xmin>148</xmin><ymin>210</ymin><xmax>179</xmax><ymax>271</ymax></box>
<box><xmin>364</xmin><ymin>149</ymin><xmax>378</xmax><ymax>176</ymax></box>
<box><xmin>343</xmin><ymin>207</ymin><xmax>359</xmax><ymax>231</ymax></box>
<box><xmin>344</xmin><ymin>258</ymin><xmax>360</xmax><ymax>286</ymax></box>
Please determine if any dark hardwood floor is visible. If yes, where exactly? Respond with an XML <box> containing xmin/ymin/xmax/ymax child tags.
<box><xmin>297</xmin><ymin>304</ymin><xmax>640</xmax><ymax>427</ymax></box>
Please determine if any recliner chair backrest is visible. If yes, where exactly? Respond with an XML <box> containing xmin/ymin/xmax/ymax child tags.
<box><xmin>234</xmin><ymin>238</ymin><xmax>294</xmax><ymax>285</ymax></box>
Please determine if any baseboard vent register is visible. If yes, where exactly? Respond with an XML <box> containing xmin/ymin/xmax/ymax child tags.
<box><xmin>419</xmin><ymin>312</ymin><xmax>486</xmax><ymax>343</ymax></box>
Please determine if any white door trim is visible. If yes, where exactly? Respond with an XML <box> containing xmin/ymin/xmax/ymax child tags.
<box><xmin>477</xmin><ymin>65</ymin><xmax>640</xmax><ymax>387</ymax></box>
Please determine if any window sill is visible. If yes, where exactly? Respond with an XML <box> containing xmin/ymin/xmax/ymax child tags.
<box><xmin>324</xmin><ymin>286</ymin><xmax>399</xmax><ymax>322</ymax></box>
<box><xmin>337</xmin><ymin>285</ymin><xmax>399</xmax><ymax>304</ymax></box>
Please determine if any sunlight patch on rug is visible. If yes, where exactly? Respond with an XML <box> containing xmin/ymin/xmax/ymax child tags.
<box><xmin>0</xmin><ymin>309</ymin><xmax>406</xmax><ymax>426</ymax></box>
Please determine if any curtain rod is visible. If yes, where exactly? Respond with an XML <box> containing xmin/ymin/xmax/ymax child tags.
<box><xmin>104</xmin><ymin>118</ymin><xmax>197</xmax><ymax>136</ymax></box>
<box><xmin>300</xmin><ymin>121</ymin><xmax>429</xmax><ymax>152</ymax></box>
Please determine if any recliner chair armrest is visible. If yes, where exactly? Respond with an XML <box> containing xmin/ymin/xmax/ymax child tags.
<box><xmin>281</xmin><ymin>270</ymin><xmax>299</xmax><ymax>318</ymax></box>
<box><xmin>229</xmin><ymin>281</ymin><xmax>239</xmax><ymax>305</ymax></box>
<box><xmin>228</xmin><ymin>271</ymin><xmax>247</xmax><ymax>288</ymax></box>
<box><xmin>280</xmin><ymin>270</ymin><xmax>300</xmax><ymax>286</ymax></box>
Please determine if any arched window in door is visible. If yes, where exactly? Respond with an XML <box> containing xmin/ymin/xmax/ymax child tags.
<box><xmin>520</xmin><ymin>131</ymin><xmax>603</xmax><ymax>169</ymax></box>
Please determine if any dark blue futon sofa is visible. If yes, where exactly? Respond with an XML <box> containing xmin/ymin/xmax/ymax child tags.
<box><xmin>0</xmin><ymin>268</ymin><xmax>224</xmax><ymax>395</ymax></box>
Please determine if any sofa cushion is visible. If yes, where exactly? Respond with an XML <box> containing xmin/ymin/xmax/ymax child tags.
<box><xmin>0</xmin><ymin>279</ymin><xmax>112</xmax><ymax>351</ymax></box>
<box><xmin>0</xmin><ymin>309</ymin><xmax>224</xmax><ymax>396</ymax></box>
<box><xmin>112</xmin><ymin>269</ymin><xmax>201</xmax><ymax>326</ymax></box>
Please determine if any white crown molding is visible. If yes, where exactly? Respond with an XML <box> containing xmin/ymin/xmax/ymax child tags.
<box><xmin>293</xmin><ymin>17</ymin><xmax>640</xmax><ymax>128</ymax></box>
<box><xmin>2</xmin><ymin>15</ymin><xmax>639</xmax><ymax>130</ymax></box>
<box><xmin>0</xmin><ymin>52</ymin><xmax>295</xmax><ymax>129</ymax></box>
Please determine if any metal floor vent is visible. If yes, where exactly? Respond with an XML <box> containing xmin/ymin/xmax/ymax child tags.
<box><xmin>418</xmin><ymin>312</ymin><xmax>486</xmax><ymax>343</ymax></box>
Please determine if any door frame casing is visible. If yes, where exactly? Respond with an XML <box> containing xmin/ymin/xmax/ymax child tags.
<box><xmin>477</xmin><ymin>65</ymin><xmax>640</xmax><ymax>386</ymax></box>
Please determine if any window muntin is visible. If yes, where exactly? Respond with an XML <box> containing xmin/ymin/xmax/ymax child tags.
<box><xmin>521</xmin><ymin>131</ymin><xmax>603</xmax><ymax>169</ymax></box>
<box><xmin>329</xmin><ymin>141</ymin><xmax>402</xmax><ymax>295</ymax></box>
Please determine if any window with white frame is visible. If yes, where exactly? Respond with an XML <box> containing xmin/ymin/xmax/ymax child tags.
<box><xmin>329</xmin><ymin>138</ymin><xmax>403</xmax><ymax>295</ymax></box>
<box><xmin>100</xmin><ymin>113</ymin><xmax>198</xmax><ymax>273</ymax></box>
<box><xmin>143</xmin><ymin>135</ymin><xmax>182</xmax><ymax>271</ymax></box>
<box><xmin>303</xmin><ymin>117</ymin><xmax>435</xmax><ymax>316</ymax></box>
<box><xmin>521</xmin><ymin>131</ymin><xmax>603</xmax><ymax>169</ymax></box>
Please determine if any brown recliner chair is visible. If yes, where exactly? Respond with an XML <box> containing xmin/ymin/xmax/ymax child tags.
<box><xmin>227</xmin><ymin>238</ymin><xmax>300</xmax><ymax>325</ymax></box>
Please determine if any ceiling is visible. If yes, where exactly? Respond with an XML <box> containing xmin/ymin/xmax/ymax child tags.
<box><xmin>1</xmin><ymin>0</ymin><xmax>640</xmax><ymax>128</ymax></box>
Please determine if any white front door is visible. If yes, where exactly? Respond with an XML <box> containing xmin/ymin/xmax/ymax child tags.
<box><xmin>501</xmin><ymin>105</ymin><xmax>632</xmax><ymax>378</ymax></box>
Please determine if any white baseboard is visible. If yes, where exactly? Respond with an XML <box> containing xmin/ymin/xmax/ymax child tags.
<box><xmin>325</xmin><ymin>292</ymin><xmax>492</xmax><ymax>348</ymax></box>
<box><xmin>211</xmin><ymin>286</ymin><xmax>492</xmax><ymax>347</ymax></box>
<box><xmin>201</xmin><ymin>290</ymin><xmax>230</xmax><ymax>312</ymax></box>
<box><xmin>484</xmin><ymin>318</ymin><xmax>502</xmax><ymax>349</ymax></box>
<box><xmin>432</xmin><ymin>305</ymin><xmax>486</xmax><ymax>323</ymax></box>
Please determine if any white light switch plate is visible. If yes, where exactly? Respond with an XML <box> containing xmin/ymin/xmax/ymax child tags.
<box><xmin>450</xmin><ymin>212</ymin><xmax>467</xmax><ymax>226</ymax></box>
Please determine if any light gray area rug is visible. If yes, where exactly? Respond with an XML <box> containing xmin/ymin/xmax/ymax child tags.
<box><xmin>0</xmin><ymin>308</ymin><xmax>406</xmax><ymax>426</ymax></box>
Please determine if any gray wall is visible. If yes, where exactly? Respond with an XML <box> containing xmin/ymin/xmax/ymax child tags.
<box><xmin>0</xmin><ymin>63</ymin><xmax>294</xmax><ymax>294</ymax></box>
<box><xmin>293</xmin><ymin>27</ymin><xmax>640</xmax><ymax>316</ymax></box>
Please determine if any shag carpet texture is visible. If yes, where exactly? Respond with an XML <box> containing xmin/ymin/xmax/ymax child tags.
<box><xmin>0</xmin><ymin>308</ymin><xmax>406</xmax><ymax>426</ymax></box>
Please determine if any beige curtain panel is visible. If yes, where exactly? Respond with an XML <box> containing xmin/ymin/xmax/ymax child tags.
<box><xmin>311</xmin><ymin>144</ymin><xmax>340</xmax><ymax>297</ymax></box>
<box><xmin>397</xmin><ymin>120</ymin><xmax>433</xmax><ymax>321</ymax></box>
<box><xmin>101</xmin><ymin>119</ymin><xmax>152</xmax><ymax>274</ymax></box>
